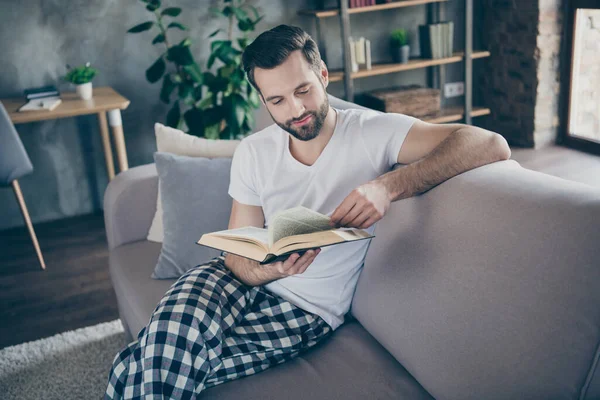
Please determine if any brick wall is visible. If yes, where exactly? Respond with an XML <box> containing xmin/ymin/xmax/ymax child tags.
<box><xmin>479</xmin><ymin>0</ymin><xmax>563</xmax><ymax>148</ymax></box>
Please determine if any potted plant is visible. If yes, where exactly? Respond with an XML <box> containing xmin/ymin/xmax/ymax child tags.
<box><xmin>63</xmin><ymin>62</ymin><xmax>98</xmax><ymax>100</ymax></box>
<box><xmin>390</xmin><ymin>29</ymin><xmax>410</xmax><ymax>64</ymax></box>
<box><xmin>127</xmin><ymin>0</ymin><xmax>263</xmax><ymax>139</ymax></box>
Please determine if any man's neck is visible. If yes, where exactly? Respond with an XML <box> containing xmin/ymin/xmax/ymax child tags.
<box><xmin>289</xmin><ymin>106</ymin><xmax>337</xmax><ymax>166</ymax></box>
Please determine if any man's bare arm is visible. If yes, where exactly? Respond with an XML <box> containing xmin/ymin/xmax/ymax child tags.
<box><xmin>381</xmin><ymin>123</ymin><xmax>511</xmax><ymax>201</ymax></box>
<box><xmin>330</xmin><ymin>122</ymin><xmax>511</xmax><ymax>229</ymax></box>
<box><xmin>224</xmin><ymin>200</ymin><xmax>320</xmax><ymax>286</ymax></box>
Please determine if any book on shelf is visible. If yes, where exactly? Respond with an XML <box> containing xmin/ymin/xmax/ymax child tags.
<box><xmin>18</xmin><ymin>96</ymin><xmax>62</xmax><ymax>112</ymax></box>
<box><xmin>197</xmin><ymin>206</ymin><xmax>374</xmax><ymax>264</ymax></box>
<box><xmin>348</xmin><ymin>36</ymin><xmax>372</xmax><ymax>72</ymax></box>
<box><xmin>419</xmin><ymin>21</ymin><xmax>454</xmax><ymax>59</ymax></box>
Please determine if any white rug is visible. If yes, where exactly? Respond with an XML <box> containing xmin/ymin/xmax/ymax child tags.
<box><xmin>0</xmin><ymin>320</ymin><xmax>129</xmax><ymax>399</ymax></box>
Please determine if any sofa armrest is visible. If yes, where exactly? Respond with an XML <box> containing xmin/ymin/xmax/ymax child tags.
<box><xmin>352</xmin><ymin>159</ymin><xmax>600</xmax><ymax>400</ymax></box>
<box><xmin>103</xmin><ymin>164</ymin><xmax>158</xmax><ymax>250</ymax></box>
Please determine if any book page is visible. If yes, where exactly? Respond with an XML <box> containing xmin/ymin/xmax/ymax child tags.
<box><xmin>268</xmin><ymin>206</ymin><xmax>333</xmax><ymax>247</ymax></box>
<box><xmin>212</xmin><ymin>227</ymin><xmax>268</xmax><ymax>245</ymax></box>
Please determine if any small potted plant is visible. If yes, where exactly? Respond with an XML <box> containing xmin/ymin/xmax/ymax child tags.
<box><xmin>390</xmin><ymin>29</ymin><xmax>410</xmax><ymax>64</ymax></box>
<box><xmin>63</xmin><ymin>62</ymin><xmax>98</xmax><ymax>100</ymax></box>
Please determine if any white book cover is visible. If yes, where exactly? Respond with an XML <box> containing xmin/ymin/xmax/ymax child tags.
<box><xmin>365</xmin><ymin>39</ymin><xmax>372</xmax><ymax>70</ymax></box>
<box><xmin>349</xmin><ymin>37</ymin><xmax>359</xmax><ymax>72</ymax></box>
<box><xmin>356</xmin><ymin>37</ymin><xmax>366</xmax><ymax>64</ymax></box>
<box><xmin>18</xmin><ymin>96</ymin><xmax>62</xmax><ymax>112</ymax></box>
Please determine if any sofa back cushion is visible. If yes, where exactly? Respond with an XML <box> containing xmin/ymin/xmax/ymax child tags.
<box><xmin>351</xmin><ymin>160</ymin><xmax>600</xmax><ymax>400</ymax></box>
<box><xmin>152</xmin><ymin>152</ymin><xmax>232</xmax><ymax>279</ymax></box>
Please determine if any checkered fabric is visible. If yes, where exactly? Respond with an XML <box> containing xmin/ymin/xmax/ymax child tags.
<box><xmin>105</xmin><ymin>256</ymin><xmax>332</xmax><ymax>399</ymax></box>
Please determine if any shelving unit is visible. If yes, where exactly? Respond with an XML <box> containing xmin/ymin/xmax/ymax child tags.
<box><xmin>299</xmin><ymin>0</ymin><xmax>487</xmax><ymax>124</ymax></box>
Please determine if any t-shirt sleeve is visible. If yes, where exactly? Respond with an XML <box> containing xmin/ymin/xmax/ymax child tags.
<box><xmin>358</xmin><ymin>111</ymin><xmax>418</xmax><ymax>173</ymax></box>
<box><xmin>228</xmin><ymin>140</ymin><xmax>262</xmax><ymax>206</ymax></box>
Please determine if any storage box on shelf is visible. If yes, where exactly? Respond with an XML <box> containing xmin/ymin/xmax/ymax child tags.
<box><xmin>361</xmin><ymin>85</ymin><xmax>441</xmax><ymax>117</ymax></box>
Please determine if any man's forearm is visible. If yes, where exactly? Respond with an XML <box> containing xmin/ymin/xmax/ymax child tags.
<box><xmin>224</xmin><ymin>254</ymin><xmax>276</xmax><ymax>287</ymax></box>
<box><xmin>379</xmin><ymin>127</ymin><xmax>511</xmax><ymax>201</ymax></box>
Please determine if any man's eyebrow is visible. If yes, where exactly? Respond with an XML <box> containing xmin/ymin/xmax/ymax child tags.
<box><xmin>264</xmin><ymin>82</ymin><xmax>311</xmax><ymax>102</ymax></box>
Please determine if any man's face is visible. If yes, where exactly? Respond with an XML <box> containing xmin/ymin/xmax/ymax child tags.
<box><xmin>254</xmin><ymin>51</ymin><xmax>330</xmax><ymax>141</ymax></box>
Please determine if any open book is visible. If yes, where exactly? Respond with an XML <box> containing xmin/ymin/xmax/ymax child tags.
<box><xmin>197</xmin><ymin>206</ymin><xmax>375</xmax><ymax>264</ymax></box>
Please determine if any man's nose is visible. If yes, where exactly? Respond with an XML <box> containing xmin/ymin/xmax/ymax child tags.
<box><xmin>289</xmin><ymin>98</ymin><xmax>306</xmax><ymax>119</ymax></box>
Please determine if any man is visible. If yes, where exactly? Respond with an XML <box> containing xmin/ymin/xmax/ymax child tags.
<box><xmin>106</xmin><ymin>24</ymin><xmax>510</xmax><ymax>399</ymax></box>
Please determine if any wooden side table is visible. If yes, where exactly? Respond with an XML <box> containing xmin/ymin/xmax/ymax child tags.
<box><xmin>1</xmin><ymin>86</ymin><xmax>131</xmax><ymax>180</ymax></box>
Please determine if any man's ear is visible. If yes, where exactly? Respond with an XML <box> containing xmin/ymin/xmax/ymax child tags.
<box><xmin>320</xmin><ymin>60</ymin><xmax>330</xmax><ymax>88</ymax></box>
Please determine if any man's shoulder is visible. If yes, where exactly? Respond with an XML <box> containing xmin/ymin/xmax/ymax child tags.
<box><xmin>338</xmin><ymin>107</ymin><xmax>417</xmax><ymax>131</ymax></box>
<box><xmin>238</xmin><ymin>123</ymin><xmax>283</xmax><ymax>153</ymax></box>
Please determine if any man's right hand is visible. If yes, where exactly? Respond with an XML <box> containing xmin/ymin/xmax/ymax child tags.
<box><xmin>225</xmin><ymin>248</ymin><xmax>321</xmax><ymax>287</ymax></box>
<box><xmin>263</xmin><ymin>248</ymin><xmax>322</xmax><ymax>280</ymax></box>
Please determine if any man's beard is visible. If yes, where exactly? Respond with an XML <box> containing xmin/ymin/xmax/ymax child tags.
<box><xmin>273</xmin><ymin>97</ymin><xmax>330</xmax><ymax>142</ymax></box>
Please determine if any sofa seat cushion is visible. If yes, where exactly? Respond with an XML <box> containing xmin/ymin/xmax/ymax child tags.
<box><xmin>109</xmin><ymin>240</ymin><xmax>176</xmax><ymax>338</ymax></box>
<box><xmin>109</xmin><ymin>242</ymin><xmax>433</xmax><ymax>400</ymax></box>
<box><xmin>201</xmin><ymin>321</ymin><xmax>433</xmax><ymax>400</ymax></box>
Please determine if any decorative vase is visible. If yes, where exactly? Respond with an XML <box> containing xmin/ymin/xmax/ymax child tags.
<box><xmin>76</xmin><ymin>82</ymin><xmax>93</xmax><ymax>100</ymax></box>
<box><xmin>392</xmin><ymin>45</ymin><xmax>410</xmax><ymax>64</ymax></box>
<box><xmin>400</xmin><ymin>45</ymin><xmax>410</xmax><ymax>64</ymax></box>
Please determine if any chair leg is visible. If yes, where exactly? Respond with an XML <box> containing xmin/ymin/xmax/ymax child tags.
<box><xmin>11</xmin><ymin>180</ymin><xmax>46</xmax><ymax>270</ymax></box>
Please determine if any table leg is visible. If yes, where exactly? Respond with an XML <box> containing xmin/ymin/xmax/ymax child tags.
<box><xmin>108</xmin><ymin>109</ymin><xmax>129</xmax><ymax>172</ymax></box>
<box><xmin>97</xmin><ymin>111</ymin><xmax>115</xmax><ymax>181</ymax></box>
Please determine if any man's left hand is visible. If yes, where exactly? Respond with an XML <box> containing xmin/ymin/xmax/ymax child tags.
<box><xmin>329</xmin><ymin>180</ymin><xmax>391</xmax><ymax>229</ymax></box>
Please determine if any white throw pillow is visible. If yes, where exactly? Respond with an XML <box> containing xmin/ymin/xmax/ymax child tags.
<box><xmin>147</xmin><ymin>123</ymin><xmax>240</xmax><ymax>242</ymax></box>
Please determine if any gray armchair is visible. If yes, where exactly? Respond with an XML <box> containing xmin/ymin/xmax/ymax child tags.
<box><xmin>0</xmin><ymin>102</ymin><xmax>45</xmax><ymax>269</ymax></box>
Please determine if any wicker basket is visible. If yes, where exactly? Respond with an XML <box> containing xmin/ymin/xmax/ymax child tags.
<box><xmin>361</xmin><ymin>85</ymin><xmax>441</xmax><ymax>117</ymax></box>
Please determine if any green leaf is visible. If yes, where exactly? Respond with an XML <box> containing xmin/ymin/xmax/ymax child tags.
<box><xmin>167</xmin><ymin>45</ymin><xmax>194</xmax><ymax>66</ymax></box>
<box><xmin>211</xmin><ymin>40</ymin><xmax>230</xmax><ymax>52</ymax></box>
<box><xmin>183</xmin><ymin>63</ymin><xmax>203</xmax><ymax>84</ymax></box>
<box><xmin>195</xmin><ymin>92</ymin><xmax>214</xmax><ymax>109</ymax></box>
<box><xmin>178</xmin><ymin>82</ymin><xmax>193</xmax><ymax>99</ymax></box>
<box><xmin>204</xmin><ymin>107</ymin><xmax>225</xmax><ymax>126</ymax></box>
<box><xmin>193</xmin><ymin>85</ymin><xmax>204</xmax><ymax>100</ymax></box>
<box><xmin>180</xmin><ymin>38</ymin><xmax>192</xmax><ymax>47</ymax></box>
<box><xmin>248</xmin><ymin>89</ymin><xmax>260</xmax><ymax>108</ymax></box>
<box><xmin>244</xmin><ymin>110</ymin><xmax>255</xmax><ymax>131</ymax></box>
<box><xmin>166</xmin><ymin>101</ymin><xmax>180</xmax><ymax>128</ymax></box>
<box><xmin>146</xmin><ymin>2</ymin><xmax>160</xmax><ymax>12</ymax></box>
<box><xmin>168</xmin><ymin>22</ymin><xmax>187</xmax><ymax>31</ymax></box>
<box><xmin>183</xmin><ymin>108</ymin><xmax>205</xmax><ymax>136</ymax></box>
<box><xmin>209</xmin><ymin>7</ymin><xmax>222</xmax><ymax>16</ymax></box>
<box><xmin>233</xmin><ymin>95</ymin><xmax>246</xmax><ymax>128</ymax></box>
<box><xmin>152</xmin><ymin>34</ymin><xmax>165</xmax><ymax>44</ymax></box>
<box><xmin>218</xmin><ymin>65</ymin><xmax>235</xmax><ymax>79</ymax></box>
<box><xmin>208</xmin><ymin>29</ymin><xmax>221</xmax><ymax>38</ymax></box>
<box><xmin>239</xmin><ymin>15</ymin><xmax>263</xmax><ymax>32</ymax></box>
<box><xmin>160</xmin><ymin>74</ymin><xmax>176</xmax><ymax>103</ymax></box>
<box><xmin>161</xmin><ymin>7</ymin><xmax>181</xmax><ymax>17</ymax></box>
<box><xmin>238</xmin><ymin>19</ymin><xmax>252</xmax><ymax>32</ymax></box>
<box><xmin>205</xmin><ymin>123</ymin><xmax>221</xmax><ymax>140</ymax></box>
<box><xmin>237</xmin><ymin>38</ymin><xmax>249</xmax><ymax>49</ymax></box>
<box><xmin>127</xmin><ymin>21</ymin><xmax>154</xmax><ymax>33</ymax></box>
<box><xmin>222</xmin><ymin>6</ymin><xmax>233</xmax><ymax>17</ymax></box>
<box><xmin>207</xmin><ymin>53</ymin><xmax>218</xmax><ymax>69</ymax></box>
<box><xmin>232</xmin><ymin>7</ymin><xmax>249</xmax><ymax>22</ymax></box>
<box><xmin>146</xmin><ymin>57</ymin><xmax>166</xmax><ymax>83</ymax></box>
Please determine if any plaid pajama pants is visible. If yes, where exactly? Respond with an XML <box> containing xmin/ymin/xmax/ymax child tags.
<box><xmin>105</xmin><ymin>256</ymin><xmax>332</xmax><ymax>399</ymax></box>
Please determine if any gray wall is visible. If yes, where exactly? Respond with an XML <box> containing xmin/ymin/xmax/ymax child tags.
<box><xmin>0</xmin><ymin>0</ymin><xmax>474</xmax><ymax>230</ymax></box>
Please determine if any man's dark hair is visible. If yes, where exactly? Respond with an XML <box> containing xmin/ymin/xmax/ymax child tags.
<box><xmin>242</xmin><ymin>24</ymin><xmax>323</xmax><ymax>94</ymax></box>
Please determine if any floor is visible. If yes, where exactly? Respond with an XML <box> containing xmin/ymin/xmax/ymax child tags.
<box><xmin>0</xmin><ymin>213</ymin><xmax>117</xmax><ymax>349</ymax></box>
<box><xmin>0</xmin><ymin>144</ymin><xmax>598</xmax><ymax>349</ymax></box>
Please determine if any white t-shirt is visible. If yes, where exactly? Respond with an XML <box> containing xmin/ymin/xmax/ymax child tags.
<box><xmin>228</xmin><ymin>107</ymin><xmax>417</xmax><ymax>330</ymax></box>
